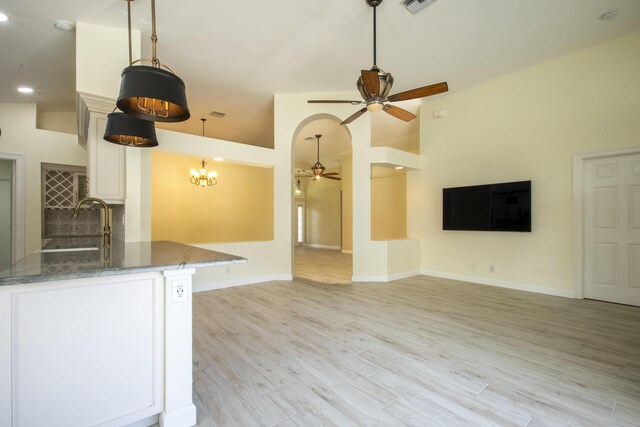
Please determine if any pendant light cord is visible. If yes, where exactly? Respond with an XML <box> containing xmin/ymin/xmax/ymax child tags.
<box><xmin>201</xmin><ymin>118</ymin><xmax>206</xmax><ymax>137</ymax></box>
<box><xmin>127</xmin><ymin>0</ymin><xmax>132</xmax><ymax>65</ymax></box>
<box><xmin>150</xmin><ymin>0</ymin><xmax>159</xmax><ymax>66</ymax></box>
<box><xmin>316</xmin><ymin>136</ymin><xmax>320</xmax><ymax>163</ymax></box>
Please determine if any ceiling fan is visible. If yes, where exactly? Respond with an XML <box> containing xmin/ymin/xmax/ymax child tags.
<box><xmin>299</xmin><ymin>134</ymin><xmax>342</xmax><ymax>181</ymax></box>
<box><xmin>308</xmin><ymin>0</ymin><xmax>448</xmax><ymax>125</ymax></box>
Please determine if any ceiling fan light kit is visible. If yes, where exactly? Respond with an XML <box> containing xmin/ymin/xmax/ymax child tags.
<box><xmin>308</xmin><ymin>0</ymin><xmax>448</xmax><ymax>125</ymax></box>
<box><xmin>115</xmin><ymin>0</ymin><xmax>190</xmax><ymax>123</ymax></box>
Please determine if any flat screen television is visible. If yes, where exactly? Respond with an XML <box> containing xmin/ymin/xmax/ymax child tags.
<box><xmin>443</xmin><ymin>181</ymin><xmax>531</xmax><ymax>232</ymax></box>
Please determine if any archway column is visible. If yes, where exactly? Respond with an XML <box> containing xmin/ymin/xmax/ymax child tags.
<box><xmin>274</xmin><ymin>91</ymin><xmax>388</xmax><ymax>280</ymax></box>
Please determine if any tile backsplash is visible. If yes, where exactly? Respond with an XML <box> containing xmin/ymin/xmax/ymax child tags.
<box><xmin>44</xmin><ymin>208</ymin><xmax>101</xmax><ymax>237</ymax></box>
<box><xmin>43</xmin><ymin>205</ymin><xmax>125</xmax><ymax>240</ymax></box>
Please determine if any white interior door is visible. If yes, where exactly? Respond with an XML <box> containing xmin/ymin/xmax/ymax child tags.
<box><xmin>0</xmin><ymin>179</ymin><xmax>11</xmax><ymax>270</ymax></box>
<box><xmin>0</xmin><ymin>159</ymin><xmax>12</xmax><ymax>271</ymax></box>
<box><xmin>584</xmin><ymin>152</ymin><xmax>640</xmax><ymax>306</ymax></box>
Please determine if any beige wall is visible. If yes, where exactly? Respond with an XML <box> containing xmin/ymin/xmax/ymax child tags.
<box><xmin>0</xmin><ymin>103</ymin><xmax>87</xmax><ymax>256</ymax></box>
<box><xmin>371</xmin><ymin>168</ymin><xmax>407</xmax><ymax>240</ymax></box>
<box><xmin>416</xmin><ymin>30</ymin><xmax>640</xmax><ymax>293</ymax></box>
<box><xmin>304</xmin><ymin>167</ymin><xmax>342</xmax><ymax>248</ymax></box>
<box><xmin>36</xmin><ymin>111</ymin><xmax>77</xmax><ymax>135</ymax></box>
<box><xmin>151</xmin><ymin>151</ymin><xmax>274</xmax><ymax>244</ymax></box>
<box><xmin>341</xmin><ymin>153</ymin><xmax>353</xmax><ymax>252</ymax></box>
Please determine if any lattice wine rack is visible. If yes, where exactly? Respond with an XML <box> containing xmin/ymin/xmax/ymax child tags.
<box><xmin>44</xmin><ymin>169</ymin><xmax>75</xmax><ymax>209</ymax></box>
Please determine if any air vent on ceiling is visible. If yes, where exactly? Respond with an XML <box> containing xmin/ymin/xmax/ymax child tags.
<box><xmin>400</xmin><ymin>0</ymin><xmax>437</xmax><ymax>15</ymax></box>
<box><xmin>209</xmin><ymin>110</ymin><xmax>226</xmax><ymax>118</ymax></box>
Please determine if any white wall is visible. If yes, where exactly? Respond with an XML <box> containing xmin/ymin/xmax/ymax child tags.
<box><xmin>0</xmin><ymin>104</ymin><xmax>87</xmax><ymax>256</ymax></box>
<box><xmin>76</xmin><ymin>22</ymin><xmax>141</xmax><ymax>100</ymax></box>
<box><xmin>415</xmin><ymin>30</ymin><xmax>640</xmax><ymax>296</ymax></box>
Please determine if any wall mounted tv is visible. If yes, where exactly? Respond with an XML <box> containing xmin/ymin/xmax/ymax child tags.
<box><xmin>443</xmin><ymin>181</ymin><xmax>531</xmax><ymax>232</ymax></box>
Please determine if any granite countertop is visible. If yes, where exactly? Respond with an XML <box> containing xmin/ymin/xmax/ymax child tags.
<box><xmin>0</xmin><ymin>240</ymin><xmax>247</xmax><ymax>286</ymax></box>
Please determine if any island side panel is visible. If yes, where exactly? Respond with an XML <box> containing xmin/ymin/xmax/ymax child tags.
<box><xmin>161</xmin><ymin>268</ymin><xmax>197</xmax><ymax>427</ymax></box>
<box><xmin>0</xmin><ymin>272</ymin><xmax>164</xmax><ymax>427</ymax></box>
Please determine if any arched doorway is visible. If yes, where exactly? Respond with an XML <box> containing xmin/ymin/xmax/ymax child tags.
<box><xmin>291</xmin><ymin>115</ymin><xmax>353</xmax><ymax>284</ymax></box>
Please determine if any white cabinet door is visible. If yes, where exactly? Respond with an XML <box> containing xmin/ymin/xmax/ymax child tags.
<box><xmin>87</xmin><ymin>112</ymin><xmax>126</xmax><ymax>204</ymax></box>
<box><xmin>584</xmin><ymin>152</ymin><xmax>640</xmax><ymax>306</ymax></box>
<box><xmin>2</xmin><ymin>273</ymin><xmax>164</xmax><ymax>427</ymax></box>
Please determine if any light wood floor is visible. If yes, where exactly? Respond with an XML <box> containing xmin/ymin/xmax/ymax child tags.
<box><xmin>192</xmin><ymin>275</ymin><xmax>640</xmax><ymax>426</ymax></box>
<box><xmin>294</xmin><ymin>246</ymin><xmax>352</xmax><ymax>284</ymax></box>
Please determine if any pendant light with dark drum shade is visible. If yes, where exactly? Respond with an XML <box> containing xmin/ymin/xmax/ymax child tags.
<box><xmin>116</xmin><ymin>0</ymin><xmax>189</xmax><ymax>122</ymax></box>
<box><xmin>104</xmin><ymin>111</ymin><xmax>158</xmax><ymax>147</ymax></box>
<box><xmin>103</xmin><ymin>0</ymin><xmax>158</xmax><ymax>147</ymax></box>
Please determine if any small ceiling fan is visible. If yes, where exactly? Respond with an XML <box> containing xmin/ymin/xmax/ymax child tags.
<box><xmin>308</xmin><ymin>0</ymin><xmax>448</xmax><ymax>125</ymax></box>
<box><xmin>299</xmin><ymin>134</ymin><xmax>342</xmax><ymax>181</ymax></box>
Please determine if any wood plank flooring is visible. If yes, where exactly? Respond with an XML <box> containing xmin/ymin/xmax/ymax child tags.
<box><xmin>294</xmin><ymin>246</ymin><xmax>352</xmax><ymax>284</ymax></box>
<box><xmin>192</xmin><ymin>276</ymin><xmax>640</xmax><ymax>426</ymax></box>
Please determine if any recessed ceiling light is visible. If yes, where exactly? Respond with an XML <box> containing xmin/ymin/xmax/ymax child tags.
<box><xmin>0</xmin><ymin>12</ymin><xmax>9</xmax><ymax>22</ymax></box>
<box><xmin>54</xmin><ymin>20</ymin><xmax>75</xmax><ymax>31</ymax></box>
<box><xmin>395</xmin><ymin>166</ymin><xmax>405</xmax><ymax>170</ymax></box>
<box><xmin>17</xmin><ymin>87</ymin><xmax>34</xmax><ymax>94</ymax></box>
<box><xmin>599</xmin><ymin>10</ymin><xmax>618</xmax><ymax>21</ymax></box>
<box><xmin>213</xmin><ymin>157</ymin><xmax>224</xmax><ymax>162</ymax></box>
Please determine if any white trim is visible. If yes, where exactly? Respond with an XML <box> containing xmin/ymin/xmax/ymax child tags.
<box><xmin>352</xmin><ymin>275</ymin><xmax>389</xmax><ymax>282</ymax></box>
<box><xmin>341</xmin><ymin>249</ymin><xmax>353</xmax><ymax>254</ymax></box>
<box><xmin>0</xmin><ymin>153</ymin><xmax>25</xmax><ymax>263</ymax></box>
<box><xmin>421</xmin><ymin>269</ymin><xmax>577</xmax><ymax>299</ymax></box>
<box><xmin>159</xmin><ymin>404</ymin><xmax>196</xmax><ymax>427</ymax></box>
<box><xmin>304</xmin><ymin>244</ymin><xmax>341</xmax><ymax>250</ymax></box>
<box><xmin>192</xmin><ymin>274</ymin><xmax>293</xmax><ymax>293</ymax></box>
<box><xmin>125</xmin><ymin>414</ymin><xmax>159</xmax><ymax>427</ymax></box>
<box><xmin>573</xmin><ymin>146</ymin><xmax>640</xmax><ymax>300</ymax></box>
<box><xmin>352</xmin><ymin>270</ymin><xmax>421</xmax><ymax>283</ymax></box>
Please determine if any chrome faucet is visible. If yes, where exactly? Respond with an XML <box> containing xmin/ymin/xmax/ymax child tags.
<box><xmin>73</xmin><ymin>197</ymin><xmax>111</xmax><ymax>247</ymax></box>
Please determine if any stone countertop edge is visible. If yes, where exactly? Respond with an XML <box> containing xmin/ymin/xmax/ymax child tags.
<box><xmin>0</xmin><ymin>241</ymin><xmax>248</xmax><ymax>286</ymax></box>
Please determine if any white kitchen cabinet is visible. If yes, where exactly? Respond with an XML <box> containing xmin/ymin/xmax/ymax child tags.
<box><xmin>77</xmin><ymin>92</ymin><xmax>126</xmax><ymax>204</ymax></box>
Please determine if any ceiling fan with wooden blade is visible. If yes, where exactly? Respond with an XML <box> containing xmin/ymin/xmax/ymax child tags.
<box><xmin>300</xmin><ymin>134</ymin><xmax>342</xmax><ymax>181</ymax></box>
<box><xmin>308</xmin><ymin>0</ymin><xmax>448</xmax><ymax>125</ymax></box>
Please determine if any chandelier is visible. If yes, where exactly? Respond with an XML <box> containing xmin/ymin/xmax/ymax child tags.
<box><xmin>189</xmin><ymin>118</ymin><xmax>217</xmax><ymax>187</ymax></box>
<box><xmin>190</xmin><ymin>159</ymin><xmax>217</xmax><ymax>187</ymax></box>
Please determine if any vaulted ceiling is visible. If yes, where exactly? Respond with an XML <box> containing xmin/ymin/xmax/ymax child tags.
<box><xmin>1</xmin><ymin>0</ymin><xmax>639</xmax><ymax>155</ymax></box>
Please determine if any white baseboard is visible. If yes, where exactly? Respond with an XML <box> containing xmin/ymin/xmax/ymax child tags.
<box><xmin>193</xmin><ymin>274</ymin><xmax>293</xmax><ymax>292</ymax></box>
<box><xmin>305</xmin><ymin>244</ymin><xmax>341</xmax><ymax>250</ymax></box>
<box><xmin>420</xmin><ymin>269</ymin><xmax>577</xmax><ymax>299</ymax></box>
<box><xmin>160</xmin><ymin>404</ymin><xmax>196</xmax><ymax>427</ymax></box>
<box><xmin>125</xmin><ymin>414</ymin><xmax>158</xmax><ymax>427</ymax></box>
<box><xmin>341</xmin><ymin>249</ymin><xmax>353</xmax><ymax>254</ymax></box>
<box><xmin>352</xmin><ymin>271</ymin><xmax>421</xmax><ymax>283</ymax></box>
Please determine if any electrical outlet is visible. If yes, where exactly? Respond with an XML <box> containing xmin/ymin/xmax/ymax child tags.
<box><xmin>172</xmin><ymin>280</ymin><xmax>188</xmax><ymax>302</ymax></box>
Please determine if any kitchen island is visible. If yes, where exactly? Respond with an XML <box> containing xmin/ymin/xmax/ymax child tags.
<box><xmin>0</xmin><ymin>241</ymin><xmax>247</xmax><ymax>427</ymax></box>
